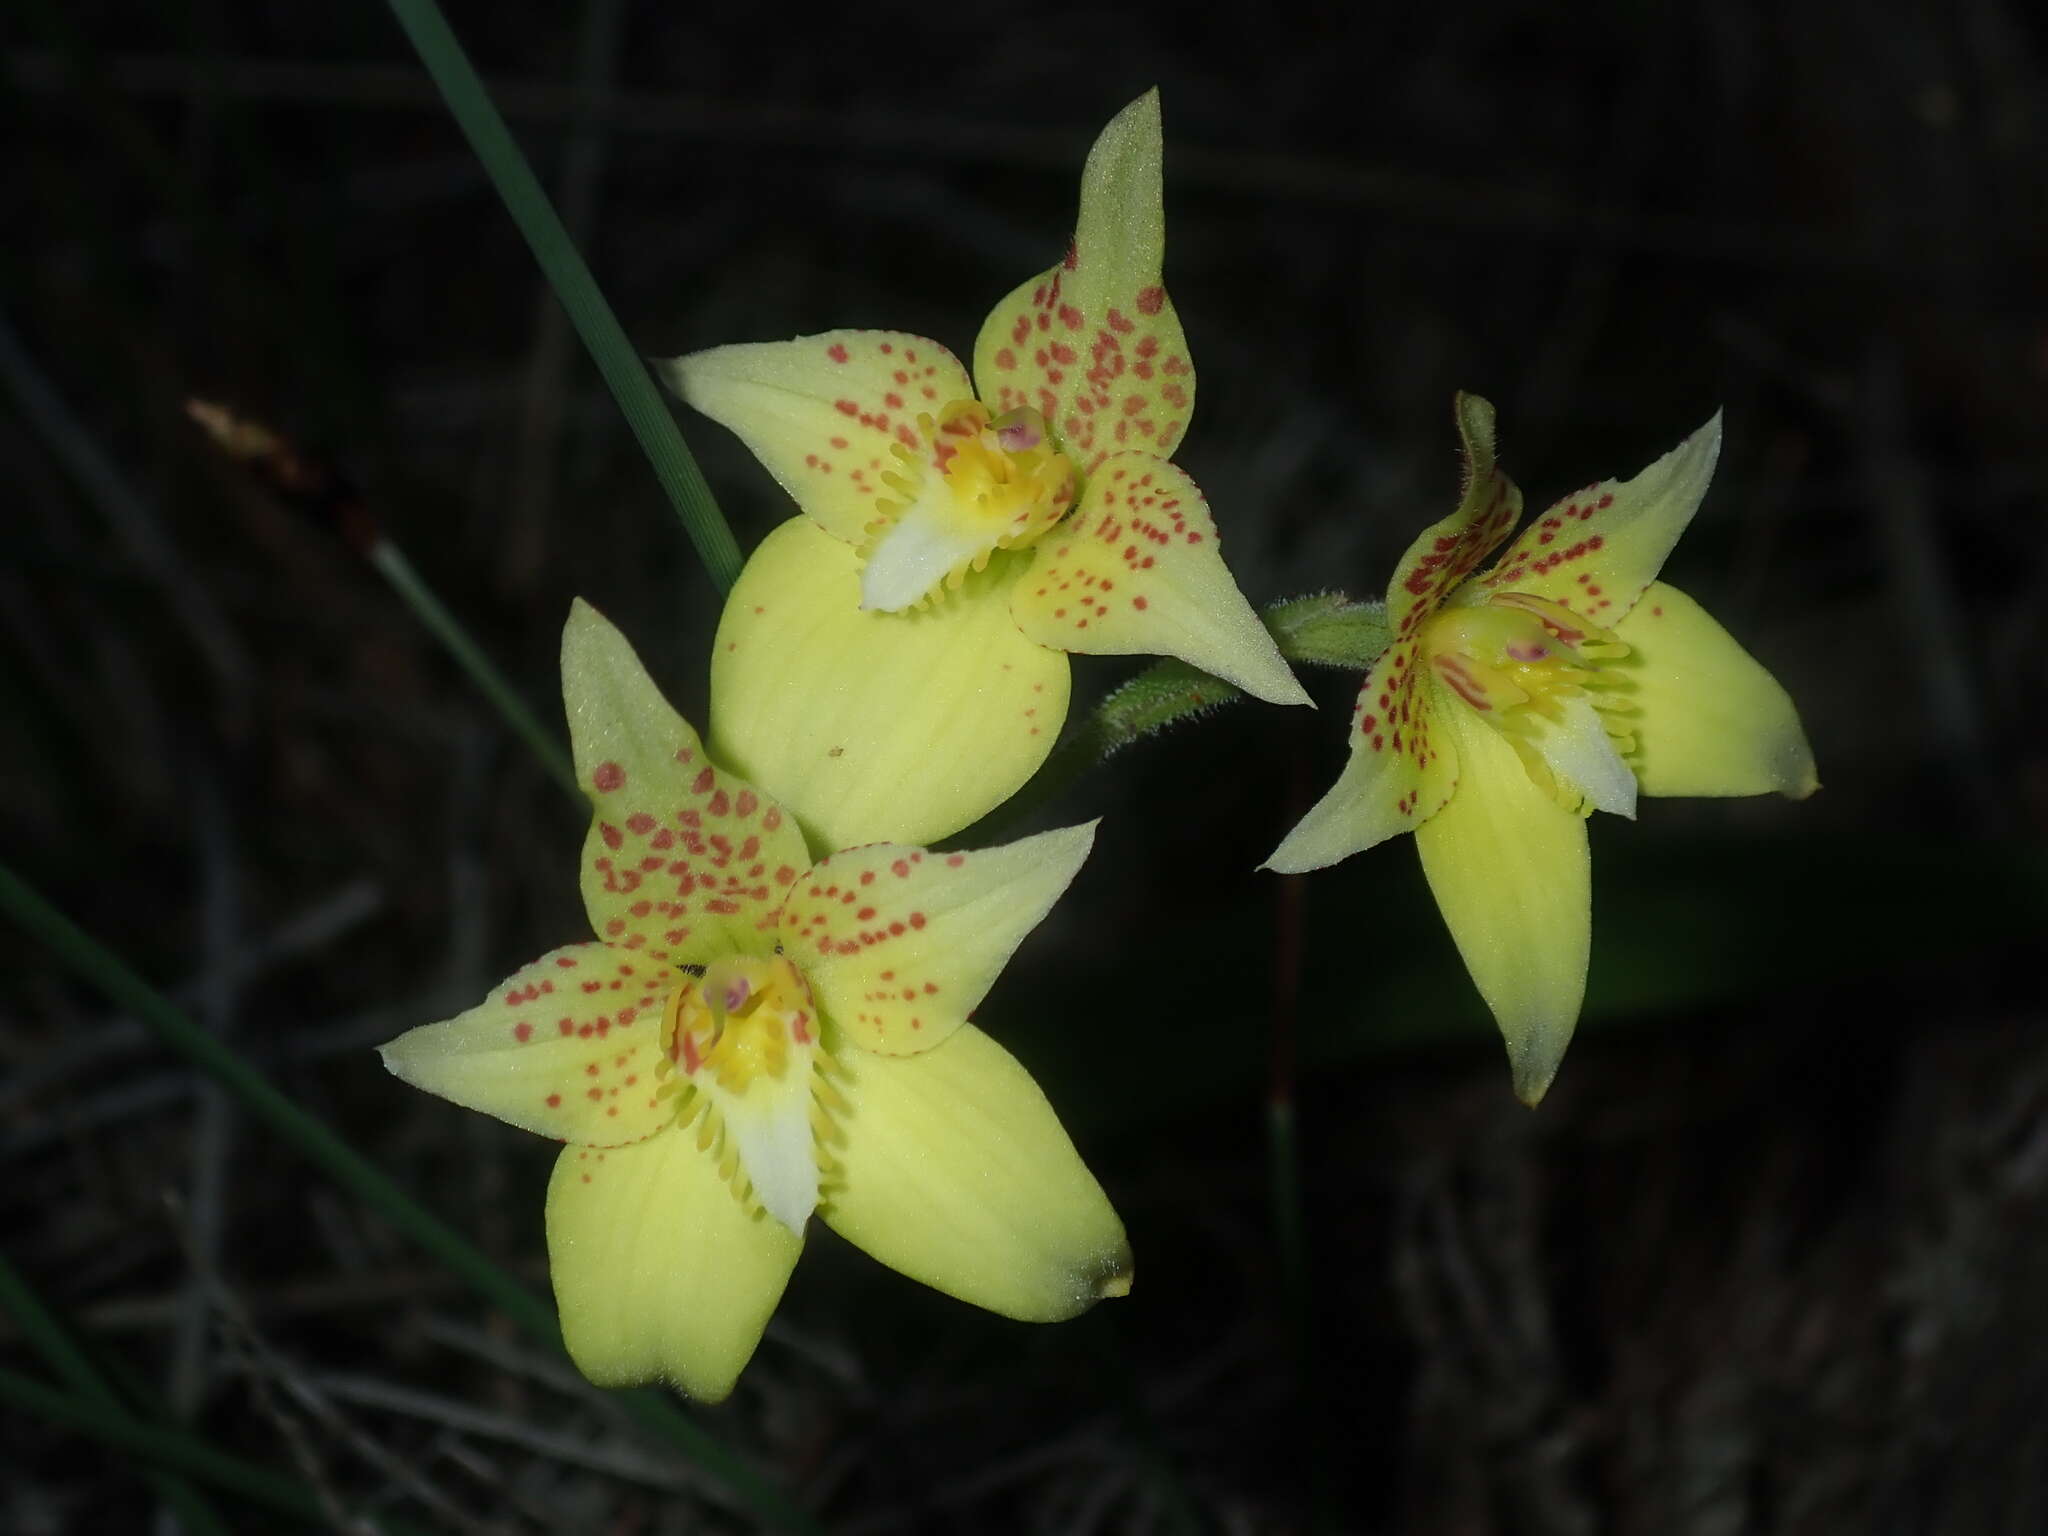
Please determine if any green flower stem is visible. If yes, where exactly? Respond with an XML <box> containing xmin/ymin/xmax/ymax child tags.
<box><xmin>366</xmin><ymin>537</ymin><xmax>581</xmax><ymax>803</ymax></box>
<box><xmin>379</xmin><ymin>0</ymin><xmax>742</xmax><ymax>594</ymax></box>
<box><xmin>1084</xmin><ymin>592</ymin><xmax>1388</xmax><ymax>764</ymax></box>
<box><xmin>0</xmin><ymin>1255</ymin><xmax>230</xmax><ymax>1535</ymax></box>
<box><xmin>0</xmin><ymin>862</ymin><xmax>818</xmax><ymax>1535</ymax></box>
<box><xmin>1265</xmin><ymin>1098</ymin><xmax>1305</xmax><ymax>1333</ymax></box>
<box><xmin>1267</xmin><ymin>862</ymin><xmax>1308</xmax><ymax>1366</ymax></box>
<box><xmin>1264</xmin><ymin>591</ymin><xmax>1393</xmax><ymax>670</ymax></box>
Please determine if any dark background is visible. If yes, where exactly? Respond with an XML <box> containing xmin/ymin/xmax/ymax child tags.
<box><xmin>5</xmin><ymin>1</ymin><xmax>2046</xmax><ymax>1530</ymax></box>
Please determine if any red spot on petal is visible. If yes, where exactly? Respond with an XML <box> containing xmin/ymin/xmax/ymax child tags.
<box><xmin>592</xmin><ymin>761</ymin><xmax>625</xmax><ymax>792</ymax></box>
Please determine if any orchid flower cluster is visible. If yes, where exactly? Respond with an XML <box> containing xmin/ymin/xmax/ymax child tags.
<box><xmin>381</xmin><ymin>93</ymin><xmax>1815</xmax><ymax>1401</ymax></box>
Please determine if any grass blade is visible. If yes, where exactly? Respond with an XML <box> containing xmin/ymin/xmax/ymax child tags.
<box><xmin>0</xmin><ymin>1254</ymin><xmax>232</xmax><ymax>1535</ymax></box>
<box><xmin>379</xmin><ymin>0</ymin><xmax>743</xmax><ymax>593</ymax></box>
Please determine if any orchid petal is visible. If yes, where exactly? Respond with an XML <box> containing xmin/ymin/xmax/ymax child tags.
<box><xmin>663</xmin><ymin>331</ymin><xmax>973</xmax><ymax>545</ymax></box>
<box><xmin>545</xmin><ymin>1131</ymin><xmax>801</xmax><ymax>1401</ymax></box>
<box><xmin>1264</xmin><ymin>650</ymin><xmax>1457</xmax><ymax>871</ymax></box>
<box><xmin>691</xmin><ymin>1055</ymin><xmax>822</xmax><ymax>1237</ymax></box>
<box><xmin>1610</xmin><ymin>581</ymin><xmax>1818</xmax><ymax>799</ymax></box>
<box><xmin>378</xmin><ymin>945</ymin><xmax>678</xmax><ymax>1146</ymax></box>
<box><xmin>857</xmin><ymin>482</ymin><xmax>995</xmax><ymax>613</ymax></box>
<box><xmin>973</xmin><ymin>91</ymin><xmax>1194</xmax><ymax>470</ymax></box>
<box><xmin>1524</xmin><ymin>692</ymin><xmax>1638</xmax><ymax>818</ymax></box>
<box><xmin>819</xmin><ymin>1026</ymin><xmax>1130</xmax><ymax>1321</ymax></box>
<box><xmin>1480</xmin><ymin>413</ymin><xmax>1722</xmax><ymax>620</ymax></box>
<box><xmin>784</xmin><ymin>823</ymin><xmax>1095</xmax><ymax>1056</ymax></box>
<box><xmin>1390</xmin><ymin>393</ymin><xmax>1523</xmax><ymax>630</ymax></box>
<box><xmin>564</xmin><ymin>601</ymin><xmax>809</xmax><ymax>965</ymax></box>
<box><xmin>1010</xmin><ymin>456</ymin><xmax>1308</xmax><ymax>706</ymax></box>
<box><xmin>1414</xmin><ymin>700</ymin><xmax>1590</xmax><ymax>1106</ymax></box>
<box><xmin>709</xmin><ymin>518</ymin><xmax>1068</xmax><ymax>855</ymax></box>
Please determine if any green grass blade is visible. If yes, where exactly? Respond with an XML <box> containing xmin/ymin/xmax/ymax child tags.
<box><xmin>0</xmin><ymin>862</ymin><xmax>818</xmax><ymax>1534</ymax></box>
<box><xmin>0</xmin><ymin>1254</ymin><xmax>232</xmax><ymax>1535</ymax></box>
<box><xmin>368</xmin><ymin>537</ymin><xmax>581</xmax><ymax>803</ymax></box>
<box><xmin>0</xmin><ymin>1365</ymin><xmax>444</xmax><ymax>1534</ymax></box>
<box><xmin>379</xmin><ymin>0</ymin><xmax>743</xmax><ymax>593</ymax></box>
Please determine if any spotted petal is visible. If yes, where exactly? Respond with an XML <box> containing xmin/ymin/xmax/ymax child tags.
<box><xmin>546</xmin><ymin>1131</ymin><xmax>801</xmax><ymax>1401</ymax></box>
<box><xmin>663</xmin><ymin>331</ymin><xmax>974</xmax><ymax>545</ymax></box>
<box><xmin>564</xmin><ymin>600</ymin><xmax>809</xmax><ymax>965</ymax></box>
<box><xmin>973</xmin><ymin>91</ymin><xmax>1194</xmax><ymax>471</ymax></box>
<box><xmin>378</xmin><ymin>945</ymin><xmax>678</xmax><ymax>1146</ymax></box>
<box><xmin>820</xmin><ymin>1026</ymin><xmax>1130</xmax><ymax>1321</ymax></box>
<box><xmin>1390</xmin><ymin>393</ymin><xmax>1523</xmax><ymax>633</ymax></box>
<box><xmin>709</xmin><ymin>517</ymin><xmax>1068</xmax><ymax>856</ymax></box>
<box><xmin>784</xmin><ymin>823</ymin><xmax>1095</xmax><ymax>1056</ymax></box>
<box><xmin>1610</xmin><ymin>581</ymin><xmax>1818</xmax><ymax>799</ymax></box>
<box><xmin>1414</xmin><ymin>701</ymin><xmax>1590</xmax><ymax>1106</ymax></box>
<box><xmin>1265</xmin><ymin>654</ymin><xmax>1457</xmax><ymax>871</ymax></box>
<box><xmin>1010</xmin><ymin>456</ymin><xmax>1308</xmax><ymax>706</ymax></box>
<box><xmin>1479</xmin><ymin>412</ymin><xmax>1722</xmax><ymax>621</ymax></box>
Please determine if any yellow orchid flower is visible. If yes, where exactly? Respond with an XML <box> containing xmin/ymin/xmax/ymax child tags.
<box><xmin>1266</xmin><ymin>395</ymin><xmax>1816</xmax><ymax>1105</ymax></box>
<box><xmin>379</xmin><ymin>601</ymin><xmax>1129</xmax><ymax>1401</ymax></box>
<box><xmin>662</xmin><ymin>90</ymin><xmax>1308</xmax><ymax>854</ymax></box>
